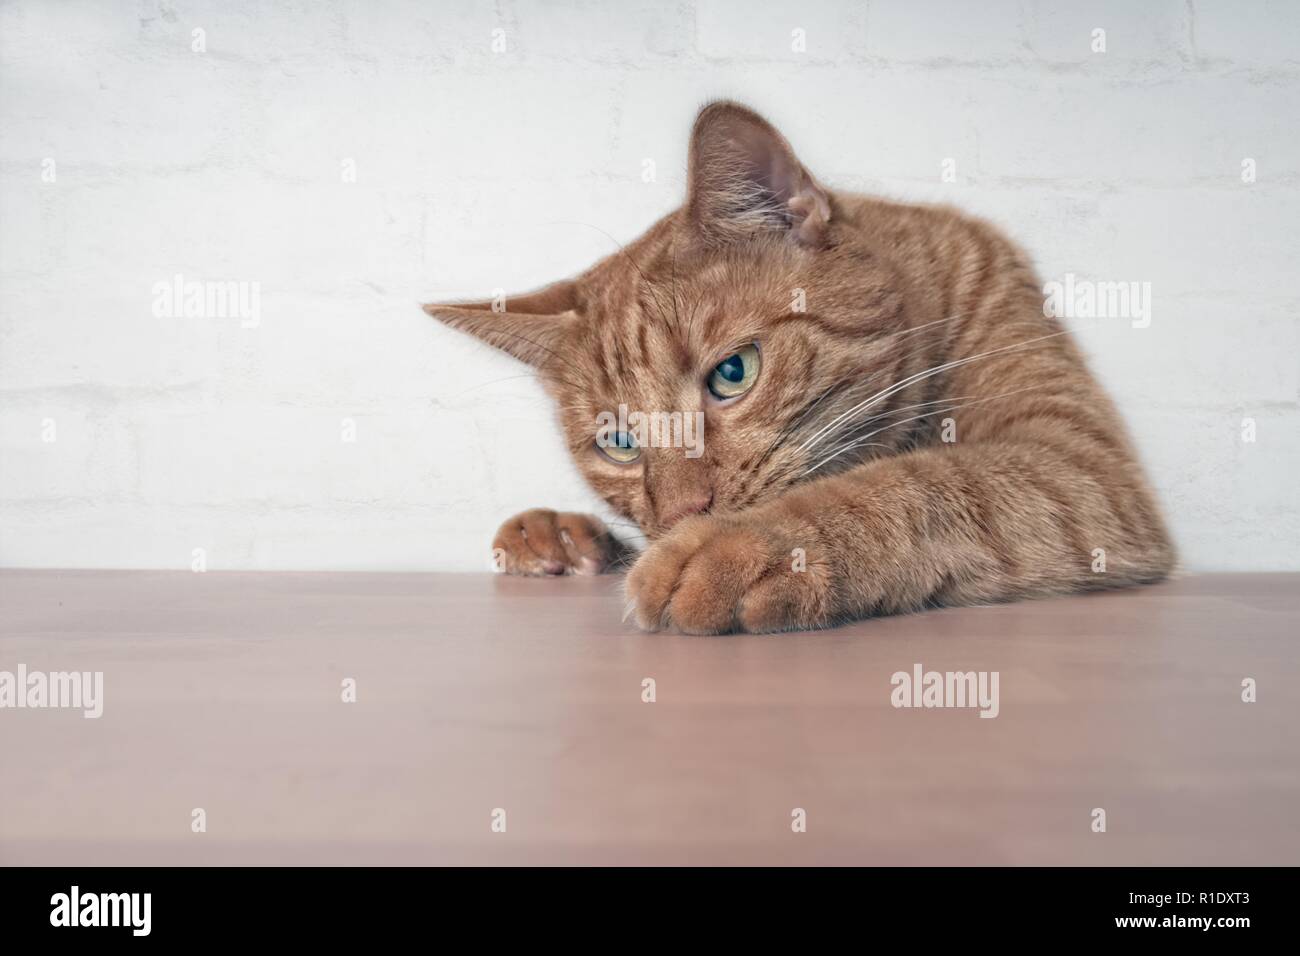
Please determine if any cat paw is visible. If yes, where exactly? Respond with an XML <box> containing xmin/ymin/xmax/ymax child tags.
<box><xmin>625</xmin><ymin>512</ymin><xmax>833</xmax><ymax>634</ymax></box>
<box><xmin>491</xmin><ymin>509</ymin><xmax>625</xmax><ymax>576</ymax></box>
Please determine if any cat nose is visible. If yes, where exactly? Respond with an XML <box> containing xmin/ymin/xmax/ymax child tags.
<box><xmin>659</xmin><ymin>490</ymin><xmax>713</xmax><ymax>529</ymax></box>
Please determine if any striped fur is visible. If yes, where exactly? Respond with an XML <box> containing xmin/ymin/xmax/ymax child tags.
<box><xmin>425</xmin><ymin>101</ymin><xmax>1175</xmax><ymax>633</ymax></box>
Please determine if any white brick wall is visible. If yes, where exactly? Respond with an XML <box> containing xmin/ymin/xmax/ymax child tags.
<box><xmin>1</xmin><ymin>0</ymin><xmax>1297</xmax><ymax>571</ymax></box>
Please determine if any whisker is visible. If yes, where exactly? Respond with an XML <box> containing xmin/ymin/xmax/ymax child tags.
<box><xmin>449</xmin><ymin>372</ymin><xmax>559</xmax><ymax>397</ymax></box>
<box><xmin>748</xmin><ymin>379</ymin><xmax>854</xmax><ymax>474</ymax></box>
<box><xmin>801</xmin><ymin>384</ymin><xmax>1044</xmax><ymax>478</ymax></box>
<box><xmin>798</xmin><ymin>442</ymin><xmax>891</xmax><ymax>478</ymax></box>
<box><xmin>797</xmin><ymin>328</ymin><xmax>1074</xmax><ymax>456</ymax></box>
<box><xmin>880</xmin><ymin>311</ymin><xmax>969</xmax><ymax>342</ymax></box>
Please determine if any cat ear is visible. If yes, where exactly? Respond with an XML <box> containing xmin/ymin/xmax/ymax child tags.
<box><xmin>686</xmin><ymin>101</ymin><xmax>832</xmax><ymax>248</ymax></box>
<box><xmin>422</xmin><ymin>280</ymin><xmax>577</xmax><ymax>367</ymax></box>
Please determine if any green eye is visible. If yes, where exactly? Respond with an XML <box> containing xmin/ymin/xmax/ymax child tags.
<box><xmin>598</xmin><ymin>429</ymin><xmax>640</xmax><ymax>464</ymax></box>
<box><xmin>708</xmin><ymin>344</ymin><xmax>761</xmax><ymax>399</ymax></box>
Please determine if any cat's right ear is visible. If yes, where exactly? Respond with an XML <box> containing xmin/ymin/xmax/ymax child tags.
<box><xmin>422</xmin><ymin>279</ymin><xmax>577</xmax><ymax>367</ymax></box>
<box><xmin>686</xmin><ymin>100</ymin><xmax>832</xmax><ymax>249</ymax></box>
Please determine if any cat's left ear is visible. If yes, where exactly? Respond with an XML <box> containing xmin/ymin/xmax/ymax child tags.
<box><xmin>422</xmin><ymin>279</ymin><xmax>577</xmax><ymax>368</ymax></box>
<box><xmin>686</xmin><ymin>101</ymin><xmax>832</xmax><ymax>249</ymax></box>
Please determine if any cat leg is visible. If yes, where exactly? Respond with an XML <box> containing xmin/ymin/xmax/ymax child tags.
<box><xmin>492</xmin><ymin>509</ymin><xmax>628</xmax><ymax>576</ymax></box>
<box><xmin>626</xmin><ymin>441</ymin><xmax>1174</xmax><ymax>633</ymax></box>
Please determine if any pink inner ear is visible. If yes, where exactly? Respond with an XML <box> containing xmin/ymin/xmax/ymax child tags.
<box><xmin>731</xmin><ymin>124</ymin><xmax>807</xmax><ymax>210</ymax></box>
<box><xmin>690</xmin><ymin>103</ymin><xmax>832</xmax><ymax>248</ymax></box>
<box><xmin>736</xmin><ymin>124</ymin><xmax>831</xmax><ymax>244</ymax></box>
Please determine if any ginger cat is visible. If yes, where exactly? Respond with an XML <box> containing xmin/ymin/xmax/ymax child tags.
<box><xmin>425</xmin><ymin>102</ymin><xmax>1174</xmax><ymax>634</ymax></box>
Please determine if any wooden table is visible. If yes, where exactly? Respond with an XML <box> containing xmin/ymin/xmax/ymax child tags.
<box><xmin>1</xmin><ymin>570</ymin><xmax>1296</xmax><ymax>865</ymax></box>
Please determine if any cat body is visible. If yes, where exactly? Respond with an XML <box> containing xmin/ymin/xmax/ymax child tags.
<box><xmin>426</xmin><ymin>102</ymin><xmax>1174</xmax><ymax>633</ymax></box>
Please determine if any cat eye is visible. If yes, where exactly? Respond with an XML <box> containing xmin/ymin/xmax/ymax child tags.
<box><xmin>708</xmin><ymin>343</ymin><xmax>761</xmax><ymax>399</ymax></box>
<box><xmin>598</xmin><ymin>430</ymin><xmax>641</xmax><ymax>464</ymax></box>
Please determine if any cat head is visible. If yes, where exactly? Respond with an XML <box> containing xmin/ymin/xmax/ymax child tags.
<box><xmin>426</xmin><ymin>101</ymin><xmax>924</xmax><ymax>538</ymax></box>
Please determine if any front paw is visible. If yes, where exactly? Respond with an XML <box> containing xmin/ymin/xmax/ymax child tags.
<box><xmin>625</xmin><ymin>512</ymin><xmax>834</xmax><ymax>634</ymax></box>
<box><xmin>492</xmin><ymin>509</ymin><xmax>626</xmax><ymax>576</ymax></box>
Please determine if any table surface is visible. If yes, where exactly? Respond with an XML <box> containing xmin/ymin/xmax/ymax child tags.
<box><xmin>1</xmin><ymin>569</ymin><xmax>1296</xmax><ymax>865</ymax></box>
